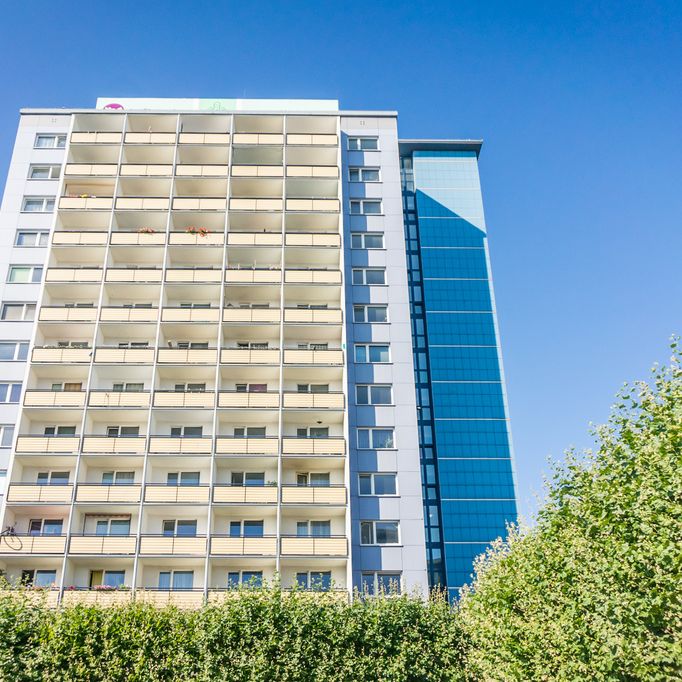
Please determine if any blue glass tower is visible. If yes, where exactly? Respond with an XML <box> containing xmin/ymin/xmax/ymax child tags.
<box><xmin>400</xmin><ymin>141</ymin><xmax>517</xmax><ymax>599</ymax></box>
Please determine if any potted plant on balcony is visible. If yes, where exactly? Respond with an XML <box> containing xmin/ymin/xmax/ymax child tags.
<box><xmin>137</xmin><ymin>227</ymin><xmax>156</xmax><ymax>234</ymax></box>
<box><xmin>185</xmin><ymin>226</ymin><xmax>209</xmax><ymax>238</ymax></box>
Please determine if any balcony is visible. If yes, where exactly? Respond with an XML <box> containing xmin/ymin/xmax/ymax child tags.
<box><xmin>64</xmin><ymin>163</ymin><xmax>118</xmax><ymax>177</ymax></box>
<box><xmin>286</xmin><ymin>165</ymin><xmax>339</xmax><ymax>178</ymax></box>
<box><xmin>284</xmin><ymin>269</ymin><xmax>341</xmax><ymax>284</ymax></box>
<box><xmin>218</xmin><ymin>391</ymin><xmax>279</xmax><ymax>409</ymax></box>
<box><xmin>286</xmin><ymin>134</ymin><xmax>338</xmax><ymax>146</ymax></box>
<box><xmin>23</xmin><ymin>390</ymin><xmax>86</xmax><ymax>408</ymax></box>
<box><xmin>175</xmin><ymin>164</ymin><xmax>228</xmax><ymax>177</ymax></box>
<box><xmin>105</xmin><ymin>267</ymin><xmax>162</xmax><ymax>283</ymax></box>
<box><xmin>168</xmin><ymin>232</ymin><xmax>224</xmax><ymax>246</ymax></box>
<box><xmin>231</xmin><ymin>165</ymin><xmax>283</xmax><ymax>178</ymax></box>
<box><xmin>161</xmin><ymin>307</ymin><xmax>220</xmax><ymax>323</ymax></box>
<box><xmin>138</xmin><ymin>536</ymin><xmax>207</xmax><ymax>555</ymax></box>
<box><xmin>223</xmin><ymin>308</ymin><xmax>280</xmax><ymax>323</ymax></box>
<box><xmin>148</xmin><ymin>436</ymin><xmax>212</xmax><ymax>454</ymax></box>
<box><xmin>229</xmin><ymin>198</ymin><xmax>282</xmax><ymax>211</ymax></box>
<box><xmin>232</xmin><ymin>133</ymin><xmax>283</xmax><ymax>145</ymax></box>
<box><xmin>165</xmin><ymin>268</ymin><xmax>222</xmax><ymax>283</ymax></box>
<box><xmin>215</xmin><ymin>437</ymin><xmax>278</xmax><ymax>456</ymax></box>
<box><xmin>110</xmin><ymin>232</ymin><xmax>166</xmax><ymax>246</ymax></box>
<box><xmin>210</xmin><ymin>536</ymin><xmax>277</xmax><ymax>556</ymax></box>
<box><xmin>157</xmin><ymin>348</ymin><xmax>218</xmax><ymax>364</ymax></box>
<box><xmin>32</xmin><ymin>347</ymin><xmax>91</xmax><ymax>363</ymax></box>
<box><xmin>144</xmin><ymin>485</ymin><xmax>210</xmax><ymax>503</ymax></box>
<box><xmin>136</xmin><ymin>590</ymin><xmax>205</xmax><ymax>608</ymax></box>
<box><xmin>124</xmin><ymin>132</ymin><xmax>176</xmax><ymax>144</ymax></box>
<box><xmin>227</xmin><ymin>232</ymin><xmax>282</xmax><ymax>246</ymax></box>
<box><xmin>119</xmin><ymin>164</ymin><xmax>172</xmax><ymax>177</ymax></box>
<box><xmin>153</xmin><ymin>391</ymin><xmax>215</xmax><ymax>408</ymax></box>
<box><xmin>69</xmin><ymin>535</ymin><xmax>137</xmax><ymax>554</ymax></box>
<box><xmin>285</xmin><ymin>199</ymin><xmax>339</xmax><ymax>213</ymax></box>
<box><xmin>283</xmin><ymin>308</ymin><xmax>342</xmax><ymax>324</ymax></box>
<box><xmin>284</xmin><ymin>232</ymin><xmax>340</xmax><ymax>247</ymax></box>
<box><xmin>52</xmin><ymin>231</ymin><xmax>109</xmax><ymax>246</ymax></box>
<box><xmin>282</xmin><ymin>437</ymin><xmax>345</xmax><ymax>456</ymax></box>
<box><xmin>88</xmin><ymin>390</ymin><xmax>150</xmax><ymax>408</ymax></box>
<box><xmin>225</xmin><ymin>268</ymin><xmax>281</xmax><ymax>284</ymax></box>
<box><xmin>0</xmin><ymin>535</ymin><xmax>66</xmax><ymax>554</ymax></box>
<box><xmin>178</xmin><ymin>132</ymin><xmax>230</xmax><ymax>145</ymax></box>
<box><xmin>212</xmin><ymin>485</ymin><xmax>277</xmax><ymax>504</ymax></box>
<box><xmin>94</xmin><ymin>347</ymin><xmax>155</xmax><ymax>364</ymax></box>
<box><xmin>39</xmin><ymin>306</ymin><xmax>97</xmax><ymax>322</ymax></box>
<box><xmin>71</xmin><ymin>131</ymin><xmax>122</xmax><ymax>144</ymax></box>
<box><xmin>15</xmin><ymin>435</ymin><xmax>80</xmax><ymax>453</ymax></box>
<box><xmin>172</xmin><ymin>198</ymin><xmax>226</xmax><ymax>211</ymax></box>
<box><xmin>114</xmin><ymin>197</ymin><xmax>170</xmax><ymax>211</ymax></box>
<box><xmin>59</xmin><ymin>197</ymin><xmax>113</xmax><ymax>211</ymax></box>
<box><xmin>45</xmin><ymin>267</ymin><xmax>103</xmax><ymax>283</ymax></box>
<box><xmin>82</xmin><ymin>436</ymin><xmax>146</xmax><ymax>454</ymax></box>
<box><xmin>5</xmin><ymin>484</ymin><xmax>73</xmax><ymax>504</ymax></box>
<box><xmin>220</xmin><ymin>348</ymin><xmax>280</xmax><ymax>364</ymax></box>
<box><xmin>75</xmin><ymin>484</ymin><xmax>141</xmax><ymax>503</ymax></box>
<box><xmin>99</xmin><ymin>307</ymin><xmax>158</xmax><ymax>323</ymax></box>
<box><xmin>62</xmin><ymin>590</ymin><xmax>132</xmax><ymax>606</ymax></box>
<box><xmin>281</xmin><ymin>486</ymin><xmax>347</xmax><ymax>505</ymax></box>
<box><xmin>282</xmin><ymin>392</ymin><xmax>344</xmax><ymax>409</ymax></box>
<box><xmin>280</xmin><ymin>536</ymin><xmax>347</xmax><ymax>556</ymax></box>
<box><xmin>283</xmin><ymin>349</ymin><xmax>344</xmax><ymax>365</ymax></box>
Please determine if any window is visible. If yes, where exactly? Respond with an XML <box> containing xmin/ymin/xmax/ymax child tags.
<box><xmin>36</xmin><ymin>471</ymin><xmax>69</xmax><ymax>485</ymax></box>
<box><xmin>15</xmin><ymin>230</ymin><xmax>49</xmax><ymax>247</ymax></box>
<box><xmin>229</xmin><ymin>520</ymin><xmax>264</xmax><ymax>537</ymax></box>
<box><xmin>1</xmin><ymin>303</ymin><xmax>36</xmax><ymax>321</ymax></box>
<box><xmin>106</xmin><ymin>426</ymin><xmax>140</xmax><ymax>438</ymax></box>
<box><xmin>29</xmin><ymin>519</ymin><xmax>63</xmax><ymax>536</ymax></box>
<box><xmin>347</xmin><ymin>137</ymin><xmax>378</xmax><ymax>151</ymax></box>
<box><xmin>354</xmin><ymin>344</ymin><xmax>390</xmax><ymax>364</ymax></box>
<box><xmin>361</xmin><ymin>572</ymin><xmax>401</xmax><ymax>595</ymax></box>
<box><xmin>235</xmin><ymin>383</ymin><xmax>266</xmax><ymax>392</ymax></box>
<box><xmin>95</xmin><ymin>518</ymin><xmax>131</xmax><ymax>536</ymax></box>
<box><xmin>227</xmin><ymin>571</ymin><xmax>263</xmax><ymax>589</ymax></box>
<box><xmin>174</xmin><ymin>382</ymin><xmax>206</xmax><ymax>392</ymax></box>
<box><xmin>357</xmin><ymin>428</ymin><xmax>395</xmax><ymax>450</ymax></box>
<box><xmin>158</xmin><ymin>570</ymin><xmax>193</xmax><ymax>590</ymax></box>
<box><xmin>348</xmin><ymin>167</ymin><xmax>380</xmax><ymax>182</ymax></box>
<box><xmin>296</xmin><ymin>472</ymin><xmax>330</xmax><ymax>487</ymax></box>
<box><xmin>33</xmin><ymin>570</ymin><xmax>58</xmax><ymax>588</ymax></box>
<box><xmin>296</xmin><ymin>427</ymin><xmax>329</xmax><ymax>439</ymax></box>
<box><xmin>34</xmin><ymin>134</ymin><xmax>66</xmax><ymax>149</ymax></box>
<box><xmin>352</xmin><ymin>305</ymin><xmax>387</xmax><ymax>323</ymax></box>
<box><xmin>231</xmin><ymin>472</ymin><xmax>265</xmax><ymax>486</ymax></box>
<box><xmin>233</xmin><ymin>426</ymin><xmax>266</xmax><ymax>438</ymax></box>
<box><xmin>170</xmin><ymin>426</ymin><xmax>203</xmax><ymax>438</ymax></box>
<box><xmin>112</xmin><ymin>382</ymin><xmax>144</xmax><ymax>392</ymax></box>
<box><xmin>28</xmin><ymin>165</ymin><xmax>61</xmax><ymax>180</ymax></box>
<box><xmin>43</xmin><ymin>425</ymin><xmax>76</xmax><ymax>437</ymax></box>
<box><xmin>360</xmin><ymin>521</ymin><xmax>400</xmax><ymax>545</ymax></box>
<box><xmin>167</xmin><ymin>472</ymin><xmax>200</xmax><ymax>486</ymax></box>
<box><xmin>350</xmin><ymin>232</ymin><xmax>384</xmax><ymax>249</ymax></box>
<box><xmin>352</xmin><ymin>268</ymin><xmax>386</xmax><ymax>285</ymax></box>
<box><xmin>358</xmin><ymin>473</ymin><xmax>397</xmax><ymax>496</ymax></box>
<box><xmin>0</xmin><ymin>425</ymin><xmax>15</xmax><ymax>448</ymax></box>
<box><xmin>350</xmin><ymin>199</ymin><xmax>382</xmax><ymax>215</ymax></box>
<box><xmin>90</xmin><ymin>570</ymin><xmax>125</xmax><ymax>588</ymax></box>
<box><xmin>356</xmin><ymin>385</ymin><xmax>392</xmax><ymax>406</ymax></box>
<box><xmin>117</xmin><ymin>341</ymin><xmax>149</xmax><ymax>349</ymax></box>
<box><xmin>295</xmin><ymin>571</ymin><xmax>331</xmax><ymax>591</ymax></box>
<box><xmin>0</xmin><ymin>383</ymin><xmax>22</xmax><ymax>403</ymax></box>
<box><xmin>296</xmin><ymin>520</ymin><xmax>331</xmax><ymax>537</ymax></box>
<box><xmin>0</xmin><ymin>470</ymin><xmax>6</xmax><ymax>497</ymax></box>
<box><xmin>102</xmin><ymin>471</ymin><xmax>135</xmax><ymax>485</ymax></box>
<box><xmin>176</xmin><ymin>341</ymin><xmax>209</xmax><ymax>349</ymax></box>
<box><xmin>0</xmin><ymin>341</ymin><xmax>29</xmax><ymax>361</ymax></box>
<box><xmin>8</xmin><ymin>266</ymin><xmax>43</xmax><ymax>283</ymax></box>
<box><xmin>162</xmin><ymin>520</ymin><xmax>197</xmax><ymax>537</ymax></box>
<box><xmin>296</xmin><ymin>383</ymin><xmax>329</xmax><ymax>393</ymax></box>
<box><xmin>21</xmin><ymin>196</ymin><xmax>55</xmax><ymax>213</ymax></box>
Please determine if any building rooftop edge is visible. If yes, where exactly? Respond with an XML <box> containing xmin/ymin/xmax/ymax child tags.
<box><xmin>18</xmin><ymin>108</ymin><xmax>399</xmax><ymax>117</ymax></box>
<box><xmin>399</xmin><ymin>139</ymin><xmax>483</xmax><ymax>157</ymax></box>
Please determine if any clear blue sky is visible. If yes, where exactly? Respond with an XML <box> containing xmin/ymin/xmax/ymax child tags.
<box><xmin>1</xmin><ymin>1</ymin><xmax>680</xmax><ymax>520</ymax></box>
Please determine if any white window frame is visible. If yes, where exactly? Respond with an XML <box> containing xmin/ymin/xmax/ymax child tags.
<box><xmin>358</xmin><ymin>473</ymin><xmax>398</xmax><ymax>496</ymax></box>
<box><xmin>361</xmin><ymin>572</ymin><xmax>402</xmax><ymax>595</ymax></box>
<box><xmin>0</xmin><ymin>425</ymin><xmax>15</xmax><ymax>448</ymax></box>
<box><xmin>349</xmin><ymin>199</ymin><xmax>382</xmax><ymax>215</ymax></box>
<box><xmin>350</xmin><ymin>232</ymin><xmax>384</xmax><ymax>249</ymax></box>
<box><xmin>359</xmin><ymin>520</ymin><xmax>400</xmax><ymax>546</ymax></box>
<box><xmin>0</xmin><ymin>341</ymin><xmax>29</xmax><ymax>361</ymax></box>
<box><xmin>0</xmin><ymin>383</ymin><xmax>22</xmax><ymax>404</ymax></box>
<box><xmin>355</xmin><ymin>384</ymin><xmax>393</xmax><ymax>406</ymax></box>
<box><xmin>1</xmin><ymin>302</ymin><xmax>36</xmax><ymax>321</ymax></box>
<box><xmin>351</xmin><ymin>268</ymin><xmax>386</xmax><ymax>286</ymax></box>
<box><xmin>352</xmin><ymin>305</ymin><xmax>388</xmax><ymax>324</ymax></box>
<box><xmin>34</xmin><ymin>134</ymin><xmax>66</xmax><ymax>149</ymax></box>
<box><xmin>348</xmin><ymin>167</ymin><xmax>381</xmax><ymax>182</ymax></box>
<box><xmin>347</xmin><ymin>136</ymin><xmax>379</xmax><ymax>151</ymax></box>
<box><xmin>354</xmin><ymin>344</ymin><xmax>390</xmax><ymax>364</ymax></box>
<box><xmin>28</xmin><ymin>164</ymin><xmax>61</xmax><ymax>180</ymax></box>
<box><xmin>356</xmin><ymin>428</ymin><xmax>395</xmax><ymax>450</ymax></box>
<box><xmin>15</xmin><ymin>230</ymin><xmax>49</xmax><ymax>247</ymax></box>
<box><xmin>21</xmin><ymin>196</ymin><xmax>55</xmax><ymax>213</ymax></box>
<box><xmin>0</xmin><ymin>470</ymin><xmax>6</xmax><ymax>497</ymax></box>
<box><xmin>7</xmin><ymin>265</ymin><xmax>43</xmax><ymax>284</ymax></box>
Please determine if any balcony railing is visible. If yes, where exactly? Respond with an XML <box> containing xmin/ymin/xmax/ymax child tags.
<box><xmin>210</xmin><ymin>535</ymin><xmax>277</xmax><ymax>556</ymax></box>
<box><xmin>282</xmin><ymin>437</ymin><xmax>346</xmax><ymax>456</ymax></box>
<box><xmin>144</xmin><ymin>484</ymin><xmax>210</xmax><ymax>503</ymax></box>
<box><xmin>64</xmin><ymin>163</ymin><xmax>118</xmax><ymax>176</ymax></box>
<box><xmin>105</xmin><ymin>267</ymin><xmax>163</xmax><ymax>282</ymax></box>
<box><xmin>285</xmin><ymin>199</ymin><xmax>339</xmax><ymax>213</ymax></box>
<box><xmin>222</xmin><ymin>307</ymin><xmax>280</xmax><ymax>323</ymax></box>
<box><xmin>75</xmin><ymin>483</ymin><xmax>141</xmax><ymax>503</ymax></box>
<box><xmin>23</xmin><ymin>389</ymin><xmax>86</xmax><ymax>408</ymax></box>
<box><xmin>39</xmin><ymin>306</ymin><xmax>97</xmax><ymax>322</ymax></box>
<box><xmin>115</xmin><ymin>197</ymin><xmax>170</xmax><ymax>211</ymax></box>
<box><xmin>178</xmin><ymin>132</ymin><xmax>230</xmax><ymax>145</ymax></box>
<box><xmin>161</xmin><ymin>307</ymin><xmax>220</xmax><ymax>323</ymax></box>
<box><xmin>69</xmin><ymin>535</ymin><xmax>137</xmax><ymax>555</ymax></box>
<box><xmin>138</xmin><ymin>535</ymin><xmax>207</xmax><ymax>555</ymax></box>
<box><xmin>284</xmin><ymin>269</ymin><xmax>342</xmax><ymax>284</ymax></box>
<box><xmin>165</xmin><ymin>268</ymin><xmax>222</xmax><ymax>283</ymax></box>
<box><xmin>124</xmin><ymin>132</ymin><xmax>176</xmax><ymax>144</ymax></box>
<box><xmin>229</xmin><ymin>198</ymin><xmax>282</xmax><ymax>211</ymax></box>
<box><xmin>88</xmin><ymin>390</ymin><xmax>150</xmax><ymax>408</ymax></box>
<box><xmin>175</xmin><ymin>164</ymin><xmax>228</xmax><ymax>177</ymax></box>
<box><xmin>220</xmin><ymin>348</ymin><xmax>280</xmax><ymax>364</ymax></box>
<box><xmin>153</xmin><ymin>390</ymin><xmax>215</xmax><ymax>409</ymax></box>
<box><xmin>148</xmin><ymin>436</ymin><xmax>213</xmax><ymax>454</ymax></box>
<box><xmin>119</xmin><ymin>164</ymin><xmax>172</xmax><ymax>177</ymax></box>
<box><xmin>286</xmin><ymin>134</ymin><xmax>338</xmax><ymax>146</ymax></box>
<box><xmin>212</xmin><ymin>485</ymin><xmax>277</xmax><ymax>504</ymax></box>
<box><xmin>231</xmin><ymin>165</ymin><xmax>283</xmax><ymax>177</ymax></box>
<box><xmin>71</xmin><ymin>131</ymin><xmax>122</xmax><ymax>144</ymax></box>
<box><xmin>172</xmin><ymin>197</ymin><xmax>227</xmax><ymax>211</ymax></box>
<box><xmin>282</xmin><ymin>392</ymin><xmax>344</xmax><ymax>409</ymax></box>
<box><xmin>99</xmin><ymin>307</ymin><xmax>159</xmax><ymax>323</ymax></box>
<box><xmin>157</xmin><ymin>348</ymin><xmax>218</xmax><ymax>364</ymax></box>
<box><xmin>5</xmin><ymin>483</ymin><xmax>73</xmax><ymax>504</ymax></box>
<box><xmin>110</xmin><ymin>231</ymin><xmax>166</xmax><ymax>245</ymax></box>
<box><xmin>286</xmin><ymin>165</ymin><xmax>339</xmax><ymax>178</ymax></box>
<box><xmin>168</xmin><ymin>232</ymin><xmax>224</xmax><ymax>246</ymax></box>
<box><xmin>218</xmin><ymin>391</ymin><xmax>279</xmax><ymax>409</ymax></box>
<box><xmin>32</xmin><ymin>347</ymin><xmax>91</xmax><ymax>363</ymax></box>
<box><xmin>0</xmin><ymin>534</ymin><xmax>66</xmax><ymax>555</ymax></box>
<box><xmin>227</xmin><ymin>232</ymin><xmax>282</xmax><ymax>246</ymax></box>
<box><xmin>45</xmin><ymin>267</ymin><xmax>103</xmax><ymax>283</ymax></box>
<box><xmin>232</xmin><ymin>133</ymin><xmax>283</xmax><ymax>145</ymax></box>
<box><xmin>82</xmin><ymin>435</ymin><xmax>146</xmax><ymax>454</ymax></box>
<box><xmin>283</xmin><ymin>349</ymin><xmax>344</xmax><ymax>365</ymax></box>
<box><xmin>136</xmin><ymin>590</ymin><xmax>205</xmax><ymax>608</ymax></box>
<box><xmin>214</xmin><ymin>436</ymin><xmax>278</xmax><ymax>456</ymax></box>
<box><xmin>59</xmin><ymin>197</ymin><xmax>113</xmax><ymax>210</ymax></box>
<box><xmin>283</xmin><ymin>308</ymin><xmax>342</xmax><ymax>324</ymax></box>
<box><xmin>280</xmin><ymin>485</ymin><xmax>347</xmax><ymax>505</ymax></box>
<box><xmin>284</xmin><ymin>232</ymin><xmax>340</xmax><ymax>247</ymax></box>
<box><xmin>224</xmin><ymin>268</ymin><xmax>281</xmax><ymax>284</ymax></box>
<box><xmin>280</xmin><ymin>536</ymin><xmax>347</xmax><ymax>556</ymax></box>
<box><xmin>94</xmin><ymin>347</ymin><xmax>155</xmax><ymax>364</ymax></box>
<box><xmin>15</xmin><ymin>435</ymin><xmax>80</xmax><ymax>453</ymax></box>
<box><xmin>62</xmin><ymin>590</ymin><xmax>133</xmax><ymax>606</ymax></box>
<box><xmin>52</xmin><ymin>231</ymin><xmax>109</xmax><ymax>246</ymax></box>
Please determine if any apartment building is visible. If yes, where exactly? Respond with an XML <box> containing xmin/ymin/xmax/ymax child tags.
<box><xmin>0</xmin><ymin>98</ymin><xmax>516</xmax><ymax>605</ymax></box>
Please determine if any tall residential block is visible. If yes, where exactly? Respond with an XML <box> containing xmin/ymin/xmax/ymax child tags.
<box><xmin>0</xmin><ymin>98</ymin><xmax>516</xmax><ymax>605</ymax></box>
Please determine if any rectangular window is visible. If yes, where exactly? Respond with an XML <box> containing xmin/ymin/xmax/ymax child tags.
<box><xmin>347</xmin><ymin>137</ymin><xmax>378</xmax><ymax>151</ymax></box>
<box><xmin>159</xmin><ymin>570</ymin><xmax>194</xmax><ymax>591</ymax></box>
<box><xmin>167</xmin><ymin>472</ymin><xmax>200</xmax><ymax>486</ymax></box>
<box><xmin>350</xmin><ymin>199</ymin><xmax>382</xmax><ymax>215</ymax></box>
<box><xmin>296</xmin><ymin>520</ymin><xmax>331</xmax><ymax>537</ymax></box>
<box><xmin>21</xmin><ymin>196</ymin><xmax>55</xmax><ymax>213</ymax></box>
<box><xmin>350</xmin><ymin>232</ymin><xmax>384</xmax><ymax>249</ymax></box>
<box><xmin>360</xmin><ymin>521</ymin><xmax>400</xmax><ymax>545</ymax></box>
<box><xmin>34</xmin><ymin>570</ymin><xmax>58</xmax><ymax>588</ymax></box>
<box><xmin>361</xmin><ymin>572</ymin><xmax>401</xmax><ymax>595</ymax></box>
<box><xmin>106</xmin><ymin>426</ymin><xmax>140</xmax><ymax>438</ymax></box>
<box><xmin>34</xmin><ymin>134</ymin><xmax>66</xmax><ymax>149</ymax></box>
<box><xmin>162</xmin><ymin>520</ymin><xmax>197</xmax><ymax>537</ymax></box>
<box><xmin>356</xmin><ymin>385</ymin><xmax>392</xmax><ymax>406</ymax></box>
<box><xmin>28</xmin><ymin>165</ymin><xmax>61</xmax><ymax>180</ymax></box>
<box><xmin>227</xmin><ymin>571</ymin><xmax>263</xmax><ymax>589</ymax></box>
<box><xmin>101</xmin><ymin>471</ymin><xmax>135</xmax><ymax>485</ymax></box>
<box><xmin>8</xmin><ymin>266</ymin><xmax>43</xmax><ymax>284</ymax></box>
<box><xmin>354</xmin><ymin>344</ymin><xmax>390</xmax><ymax>364</ymax></box>
<box><xmin>0</xmin><ymin>470</ymin><xmax>6</xmax><ymax>497</ymax></box>
<box><xmin>0</xmin><ymin>341</ymin><xmax>29</xmax><ymax>361</ymax></box>
<box><xmin>352</xmin><ymin>305</ymin><xmax>388</xmax><ymax>323</ymax></box>
<box><xmin>348</xmin><ymin>167</ymin><xmax>380</xmax><ymax>182</ymax></box>
<box><xmin>170</xmin><ymin>426</ymin><xmax>203</xmax><ymax>438</ymax></box>
<box><xmin>295</xmin><ymin>571</ymin><xmax>332</xmax><ymax>591</ymax></box>
<box><xmin>358</xmin><ymin>473</ymin><xmax>397</xmax><ymax>496</ymax></box>
<box><xmin>15</xmin><ymin>231</ymin><xmax>49</xmax><ymax>247</ymax></box>
<box><xmin>351</xmin><ymin>268</ymin><xmax>386</xmax><ymax>285</ymax></box>
<box><xmin>1</xmin><ymin>303</ymin><xmax>36</xmax><ymax>321</ymax></box>
<box><xmin>0</xmin><ymin>425</ymin><xmax>15</xmax><ymax>448</ymax></box>
<box><xmin>0</xmin><ymin>383</ymin><xmax>22</xmax><ymax>404</ymax></box>
<box><xmin>357</xmin><ymin>428</ymin><xmax>395</xmax><ymax>450</ymax></box>
<box><xmin>229</xmin><ymin>520</ymin><xmax>264</xmax><ymax>537</ymax></box>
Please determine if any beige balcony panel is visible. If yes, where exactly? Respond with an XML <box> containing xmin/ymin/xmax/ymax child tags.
<box><xmin>105</xmin><ymin>268</ymin><xmax>162</xmax><ymax>282</ymax></box>
<box><xmin>110</xmin><ymin>232</ymin><xmax>166</xmax><ymax>245</ymax></box>
<box><xmin>232</xmin><ymin>133</ymin><xmax>283</xmax><ymax>145</ymax></box>
<box><xmin>284</xmin><ymin>349</ymin><xmax>343</xmax><ymax>365</ymax></box>
<box><xmin>139</xmin><ymin>536</ymin><xmax>206</xmax><ymax>555</ymax></box>
<box><xmin>124</xmin><ymin>132</ymin><xmax>176</xmax><ymax>144</ymax></box>
<box><xmin>94</xmin><ymin>348</ymin><xmax>155</xmax><ymax>363</ymax></box>
<box><xmin>59</xmin><ymin>197</ymin><xmax>113</xmax><ymax>210</ymax></box>
<box><xmin>168</xmin><ymin>232</ymin><xmax>224</xmax><ymax>246</ymax></box>
<box><xmin>62</xmin><ymin>591</ymin><xmax>132</xmax><ymax>606</ymax></box>
<box><xmin>224</xmin><ymin>269</ymin><xmax>281</xmax><ymax>284</ymax></box>
<box><xmin>220</xmin><ymin>349</ymin><xmax>279</xmax><ymax>364</ymax></box>
<box><xmin>69</xmin><ymin>536</ymin><xmax>137</xmax><ymax>555</ymax></box>
<box><xmin>144</xmin><ymin>486</ymin><xmax>210</xmax><ymax>503</ymax></box>
<box><xmin>23</xmin><ymin>390</ymin><xmax>85</xmax><ymax>408</ymax></box>
<box><xmin>115</xmin><ymin>197</ymin><xmax>170</xmax><ymax>211</ymax></box>
<box><xmin>223</xmin><ymin>308</ymin><xmax>280</xmax><ymax>323</ymax></box>
<box><xmin>119</xmin><ymin>164</ymin><xmax>172</xmax><ymax>176</ymax></box>
<box><xmin>178</xmin><ymin>132</ymin><xmax>230</xmax><ymax>144</ymax></box>
<box><xmin>165</xmin><ymin>269</ymin><xmax>222</xmax><ymax>283</ymax></box>
<box><xmin>210</xmin><ymin>536</ymin><xmax>277</xmax><ymax>555</ymax></box>
<box><xmin>64</xmin><ymin>163</ymin><xmax>118</xmax><ymax>176</ymax></box>
<box><xmin>52</xmin><ymin>231</ymin><xmax>108</xmax><ymax>246</ymax></box>
<box><xmin>71</xmin><ymin>131</ymin><xmax>122</xmax><ymax>144</ymax></box>
<box><xmin>175</xmin><ymin>164</ymin><xmax>228</xmax><ymax>177</ymax></box>
<box><xmin>6</xmin><ymin>484</ymin><xmax>72</xmax><ymax>504</ymax></box>
<box><xmin>285</xmin><ymin>199</ymin><xmax>339</xmax><ymax>212</ymax></box>
<box><xmin>148</xmin><ymin>437</ymin><xmax>212</xmax><ymax>454</ymax></box>
<box><xmin>82</xmin><ymin>436</ymin><xmax>146</xmax><ymax>454</ymax></box>
<box><xmin>75</xmin><ymin>484</ymin><xmax>140</xmax><ymax>503</ymax></box>
<box><xmin>157</xmin><ymin>348</ymin><xmax>218</xmax><ymax>364</ymax></box>
<box><xmin>153</xmin><ymin>391</ymin><xmax>215</xmax><ymax>408</ymax></box>
<box><xmin>218</xmin><ymin>392</ymin><xmax>279</xmax><ymax>409</ymax></box>
<box><xmin>99</xmin><ymin>307</ymin><xmax>158</xmax><ymax>322</ymax></box>
<box><xmin>227</xmin><ymin>232</ymin><xmax>282</xmax><ymax>246</ymax></box>
<box><xmin>281</xmin><ymin>486</ymin><xmax>347</xmax><ymax>505</ymax></box>
<box><xmin>32</xmin><ymin>347</ymin><xmax>91</xmax><ymax>363</ymax></box>
<box><xmin>282</xmin><ymin>438</ymin><xmax>345</xmax><ymax>455</ymax></box>
<box><xmin>231</xmin><ymin>165</ymin><xmax>283</xmax><ymax>177</ymax></box>
<box><xmin>15</xmin><ymin>436</ymin><xmax>80</xmax><ymax>453</ymax></box>
<box><xmin>45</xmin><ymin>268</ymin><xmax>102</xmax><ymax>283</ymax></box>
<box><xmin>137</xmin><ymin>591</ymin><xmax>204</xmax><ymax>608</ymax></box>
<box><xmin>286</xmin><ymin>134</ymin><xmax>338</xmax><ymax>146</ymax></box>
<box><xmin>161</xmin><ymin>307</ymin><xmax>220</xmax><ymax>323</ymax></box>
<box><xmin>282</xmin><ymin>392</ymin><xmax>344</xmax><ymax>409</ymax></box>
<box><xmin>215</xmin><ymin>438</ymin><xmax>278</xmax><ymax>455</ymax></box>
<box><xmin>285</xmin><ymin>233</ymin><xmax>340</xmax><ymax>247</ymax></box>
<box><xmin>280</xmin><ymin>537</ymin><xmax>347</xmax><ymax>556</ymax></box>
<box><xmin>229</xmin><ymin>198</ymin><xmax>283</xmax><ymax>211</ymax></box>
<box><xmin>3</xmin><ymin>536</ymin><xmax>66</xmax><ymax>554</ymax></box>
<box><xmin>286</xmin><ymin>165</ymin><xmax>339</xmax><ymax>178</ymax></box>
<box><xmin>39</xmin><ymin>307</ymin><xmax>97</xmax><ymax>322</ymax></box>
<box><xmin>172</xmin><ymin>198</ymin><xmax>227</xmax><ymax>211</ymax></box>
<box><xmin>284</xmin><ymin>270</ymin><xmax>341</xmax><ymax>285</ymax></box>
<box><xmin>213</xmin><ymin>486</ymin><xmax>277</xmax><ymax>504</ymax></box>
<box><xmin>284</xmin><ymin>308</ymin><xmax>342</xmax><ymax>324</ymax></box>
<box><xmin>88</xmin><ymin>391</ymin><xmax>150</xmax><ymax>408</ymax></box>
